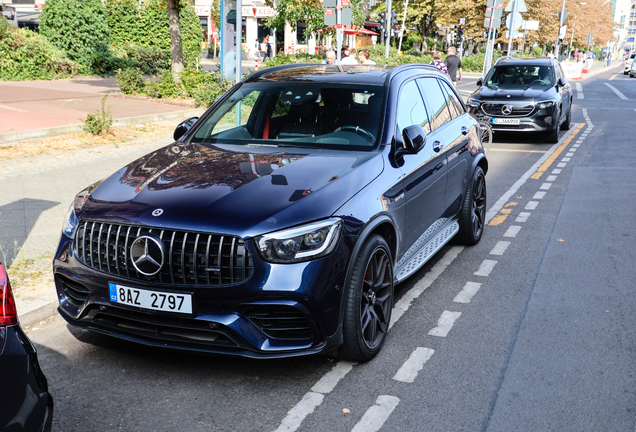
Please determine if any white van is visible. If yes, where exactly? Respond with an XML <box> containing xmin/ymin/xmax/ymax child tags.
<box><xmin>0</xmin><ymin>4</ymin><xmax>18</xmax><ymax>27</ymax></box>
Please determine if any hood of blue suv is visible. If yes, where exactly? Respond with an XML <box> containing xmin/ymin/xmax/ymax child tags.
<box><xmin>81</xmin><ymin>142</ymin><xmax>383</xmax><ymax>237</ymax></box>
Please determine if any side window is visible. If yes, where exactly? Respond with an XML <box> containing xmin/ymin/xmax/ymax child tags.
<box><xmin>416</xmin><ymin>78</ymin><xmax>452</xmax><ymax>130</ymax></box>
<box><xmin>396</xmin><ymin>80</ymin><xmax>431</xmax><ymax>134</ymax></box>
<box><xmin>439</xmin><ymin>79</ymin><xmax>465</xmax><ymax>119</ymax></box>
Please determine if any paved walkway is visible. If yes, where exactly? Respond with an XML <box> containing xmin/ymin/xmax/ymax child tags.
<box><xmin>0</xmin><ymin>77</ymin><xmax>205</xmax><ymax>144</ymax></box>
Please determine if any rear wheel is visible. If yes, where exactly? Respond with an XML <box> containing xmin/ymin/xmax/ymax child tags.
<box><xmin>457</xmin><ymin>166</ymin><xmax>486</xmax><ymax>246</ymax></box>
<box><xmin>340</xmin><ymin>235</ymin><xmax>394</xmax><ymax>362</ymax></box>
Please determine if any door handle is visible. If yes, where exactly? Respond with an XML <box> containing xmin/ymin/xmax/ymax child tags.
<box><xmin>433</xmin><ymin>141</ymin><xmax>443</xmax><ymax>152</ymax></box>
<box><xmin>461</xmin><ymin>126</ymin><xmax>469</xmax><ymax>135</ymax></box>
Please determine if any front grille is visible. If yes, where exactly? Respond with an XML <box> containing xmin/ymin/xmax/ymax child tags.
<box><xmin>246</xmin><ymin>305</ymin><xmax>314</xmax><ymax>340</ymax></box>
<box><xmin>75</xmin><ymin>221</ymin><xmax>253</xmax><ymax>286</ymax></box>
<box><xmin>481</xmin><ymin>103</ymin><xmax>535</xmax><ymax>117</ymax></box>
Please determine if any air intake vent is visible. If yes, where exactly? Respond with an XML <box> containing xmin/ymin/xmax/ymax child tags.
<box><xmin>58</xmin><ymin>276</ymin><xmax>90</xmax><ymax>308</ymax></box>
<box><xmin>75</xmin><ymin>221</ymin><xmax>253</xmax><ymax>286</ymax></box>
<box><xmin>246</xmin><ymin>305</ymin><xmax>314</xmax><ymax>340</ymax></box>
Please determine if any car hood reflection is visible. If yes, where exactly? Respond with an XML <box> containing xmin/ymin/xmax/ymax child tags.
<box><xmin>84</xmin><ymin>142</ymin><xmax>383</xmax><ymax>236</ymax></box>
<box><xmin>475</xmin><ymin>85</ymin><xmax>556</xmax><ymax>101</ymax></box>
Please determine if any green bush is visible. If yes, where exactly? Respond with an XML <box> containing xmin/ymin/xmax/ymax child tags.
<box><xmin>106</xmin><ymin>0</ymin><xmax>203</xmax><ymax>69</ymax></box>
<box><xmin>124</xmin><ymin>44</ymin><xmax>170</xmax><ymax>75</ymax></box>
<box><xmin>532</xmin><ymin>46</ymin><xmax>543</xmax><ymax>57</ymax></box>
<box><xmin>89</xmin><ymin>49</ymin><xmax>129</xmax><ymax>75</ymax></box>
<box><xmin>264</xmin><ymin>52</ymin><xmax>322</xmax><ymax>67</ymax></box>
<box><xmin>83</xmin><ymin>93</ymin><xmax>113</xmax><ymax>135</ymax></box>
<box><xmin>116</xmin><ymin>67</ymin><xmax>146</xmax><ymax>94</ymax></box>
<box><xmin>0</xmin><ymin>18</ymin><xmax>77</xmax><ymax>80</ymax></box>
<box><xmin>40</xmin><ymin>0</ymin><xmax>110</xmax><ymax>70</ymax></box>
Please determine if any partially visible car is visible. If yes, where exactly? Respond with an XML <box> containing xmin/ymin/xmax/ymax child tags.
<box><xmin>630</xmin><ymin>58</ymin><xmax>636</xmax><ymax>78</ymax></box>
<box><xmin>624</xmin><ymin>52</ymin><xmax>636</xmax><ymax>75</ymax></box>
<box><xmin>0</xmin><ymin>3</ymin><xmax>17</xmax><ymax>27</ymax></box>
<box><xmin>0</xmin><ymin>262</ymin><xmax>53</xmax><ymax>432</ymax></box>
<box><xmin>467</xmin><ymin>57</ymin><xmax>572</xmax><ymax>143</ymax></box>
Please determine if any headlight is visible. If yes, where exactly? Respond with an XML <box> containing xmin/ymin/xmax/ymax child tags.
<box><xmin>61</xmin><ymin>180</ymin><xmax>104</xmax><ymax>239</ymax></box>
<box><xmin>256</xmin><ymin>218</ymin><xmax>342</xmax><ymax>263</ymax></box>
<box><xmin>536</xmin><ymin>100</ymin><xmax>555</xmax><ymax>109</ymax></box>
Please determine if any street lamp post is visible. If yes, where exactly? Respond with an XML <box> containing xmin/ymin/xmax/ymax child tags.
<box><xmin>569</xmin><ymin>2</ymin><xmax>586</xmax><ymax>55</ymax></box>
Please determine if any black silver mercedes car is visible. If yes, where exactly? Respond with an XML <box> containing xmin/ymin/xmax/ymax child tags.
<box><xmin>54</xmin><ymin>64</ymin><xmax>488</xmax><ymax>361</ymax></box>
<box><xmin>467</xmin><ymin>57</ymin><xmax>573</xmax><ymax>143</ymax></box>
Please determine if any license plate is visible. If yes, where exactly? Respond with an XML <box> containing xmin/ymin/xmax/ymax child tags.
<box><xmin>109</xmin><ymin>283</ymin><xmax>193</xmax><ymax>314</ymax></box>
<box><xmin>493</xmin><ymin>118</ymin><xmax>520</xmax><ymax>125</ymax></box>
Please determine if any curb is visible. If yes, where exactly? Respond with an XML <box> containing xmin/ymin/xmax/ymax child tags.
<box><xmin>0</xmin><ymin>107</ymin><xmax>207</xmax><ymax>146</ymax></box>
<box><xmin>14</xmin><ymin>282</ymin><xmax>59</xmax><ymax>328</ymax></box>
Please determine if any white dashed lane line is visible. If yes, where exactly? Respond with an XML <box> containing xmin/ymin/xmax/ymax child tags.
<box><xmin>393</xmin><ymin>348</ymin><xmax>435</xmax><ymax>383</ymax></box>
<box><xmin>515</xmin><ymin>212</ymin><xmax>531</xmax><ymax>223</ymax></box>
<box><xmin>351</xmin><ymin>395</ymin><xmax>400</xmax><ymax>432</ymax></box>
<box><xmin>503</xmin><ymin>225</ymin><xmax>522</xmax><ymax>238</ymax></box>
<box><xmin>474</xmin><ymin>259</ymin><xmax>497</xmax><ymax>276</ymax></box>
<box><xmin>453</xmin><ymin>282</ymin><xmax>483</xmax><ymax>304</ymax></box>
<box><xmin>428</xmin><ymin>311</ymin><xmax>462</xmax><ymax>337</ymax></box>
<box><xmin>489</xmin><ymin>241</ymin><xmax>511</xmax><ymax>255</ymax></box>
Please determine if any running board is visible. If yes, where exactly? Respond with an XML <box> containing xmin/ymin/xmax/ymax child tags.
<box><xmin>394</xmin><ymin>221</ymin><xmax>459</xmax><ymax>283</ymax></box>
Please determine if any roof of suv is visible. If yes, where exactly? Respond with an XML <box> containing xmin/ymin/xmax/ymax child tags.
<box><xmin>494</xmin><ymin>57</ymin><xmax>555</xmax><ymax>67</ymax></box>
<box><xmin>243</xmin><ymin>63</ymin><xmax>445</xmax><ymax>85</ymax></box>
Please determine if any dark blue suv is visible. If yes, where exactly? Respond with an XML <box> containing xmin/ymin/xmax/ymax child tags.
<box><xmin>54</xmin><ymin>64</ymin><xmax>488</xmax><ymax>361</ymax></box>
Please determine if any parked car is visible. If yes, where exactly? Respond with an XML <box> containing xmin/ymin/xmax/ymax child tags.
<box><xmin>630</xmin><ymin>57</ymin><xmax>636</xmax><ymax>78</ymax></box>
<box><xmin>467</xmin><ymin>57</ymin><xmax>573</xmax><ymax>143</ymax></box>
<box><xmin>53</xmin><ymin>64</ymin><xmax>488</xmax><ymax>361</ymax></box>
<box><xmin>0</xmin><ymin>262</ymin><xmax>53</xmax><ymax>432</ymax></box>
<box><xmin>624</xmin><ymin>52</ymin><xmax>636</xmax><ymax>75</ymax></box>
<box><xmin>0</xmin><ymin>3</ymin><xmax>17</xmax><ymax>27</ymax></box>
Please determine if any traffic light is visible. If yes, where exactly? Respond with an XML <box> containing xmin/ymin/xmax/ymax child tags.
<box><xmin>378</xmin><ymin>12</ymin><xmax>386</xmax><ymax>34</ymax></box>
<box><xmin>391</xmin><ymin>11</ymin><xmax>398</xmax><ymax>27</ymax></box>
<box><xmin>457</xmin><ymin>24</ymin><xmax>464</xmax><ymax>38</ymax></box>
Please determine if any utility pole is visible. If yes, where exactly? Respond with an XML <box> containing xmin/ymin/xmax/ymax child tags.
<box><xmin>397</xmin><ymin>0</ymin><xmax>409</xmax><ymax>54</ymax></box>
<box><xmin>385</xmin><ymin>0</ymin><xmax>392</xmax><ymax>59</ymax></box>
<box><xmin>555</xmin><ymin>0</ymin><xmax>566</xmax><ymax>58</ymax></box>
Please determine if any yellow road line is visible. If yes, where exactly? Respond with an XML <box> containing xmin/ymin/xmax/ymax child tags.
<box><xmin>530</xmin><ymin>122</ymin><xmax>585</xmax><ymax>180</ymax></box>
<box><xmin>609</xmin><ymin>75</ymin><xmax>616</xmax><ymax>81</ymax></box>
<box><xmin>488</xmin><ymin>202</ymin><xmax>518</xmax><ymax>226</ymax></box>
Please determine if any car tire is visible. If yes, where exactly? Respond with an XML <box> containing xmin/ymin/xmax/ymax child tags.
<box><xmin>457</xmin><ymin>166</ymin><xmax>486</xmax><ymax>246</ymax></box>
<box><xmin>340</xmin><ymin>234</ymin><xmax>394</xmax><ymax>362</ymax></box>
<box><xmin>562</xmin><ymin>106</ymin><xmax>572</xmax><ymax>130</ymax></box>
<box><xmin>547</xmin><ymin>109</ymin><xmax>561</xmax><ymax>143</ymax></box>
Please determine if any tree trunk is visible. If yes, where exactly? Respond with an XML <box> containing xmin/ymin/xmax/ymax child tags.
<box><xmin>167</xmin><ymin>0</ymin><xmax>184</xmax><ymax>80</ymax></box>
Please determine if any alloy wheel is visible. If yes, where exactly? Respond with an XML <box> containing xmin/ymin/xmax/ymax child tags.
<box><xmin>360</xmin><ymin>248</ymin><xmax>393</xmax><ymax>350</ymax></box>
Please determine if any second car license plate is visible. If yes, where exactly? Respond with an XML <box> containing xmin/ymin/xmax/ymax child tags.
<box><xmin>493</xmin><ymin>118</ymin><xmax>520</xmax><ymax>125</ymax></box>
<box><xmin>109</xmin><ymin>283</ymin><xmax>193</xmax><ymax>314</ymax></box>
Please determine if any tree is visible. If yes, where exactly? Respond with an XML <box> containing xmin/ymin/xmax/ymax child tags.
<box><xmin>39</xmin><ymin>0</ymin><xmax>110</xmax><ymax>69</ymax></box>
<box><xmin>167</xmin><ymin>0</ymin><xmax>184</xmax><ymax>78</ymax></box>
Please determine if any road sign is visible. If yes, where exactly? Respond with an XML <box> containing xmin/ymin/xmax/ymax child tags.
<box><xmin>586</xmin><ymin>34</ymin><xmax>594</xmax><ymax>44</ymax></box>
<box><xmin>523</xmin><ymin>20</ymin><xmax>539</xmax><ymax>31</ymax></box>
<box><xmin>558</xmin><ymin>25</ymin><xmax>567</xmax><ymax>40</ymax></box>
<box><xmin>557</xmin><ymin>12</ymin><xmax>569</xmax><ymax>22</ymax></box>
<box><xmin>505</xmin><ymin>0</ymin><xmax>527</xmax><ymax>13</ymax></box>
<box><xmin>341</xmin><ymin>7</ymin><xmax>351</xmax><ymax>25</ymax></box>
<box><xmin>506</xmin><ymin>11</ymin><xmax>522</xmax><ymax>30</ymax></box>
<box><xmin>324</xmin><ymin>8</ymin><xmax>336</xmax><ymax>25</ymax></box>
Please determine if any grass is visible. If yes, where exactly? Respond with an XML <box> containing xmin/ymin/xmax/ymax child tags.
<box><xmin>0</xmin><ymin>123</ymin><xmax>173</xmax><ymax>162</ymax></box>
<box><xmin>5</xmin><ymin>251</ymin><xmax>54</xmax><ymax>291</ymax></box>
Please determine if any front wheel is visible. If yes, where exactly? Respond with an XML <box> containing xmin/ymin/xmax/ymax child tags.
<box><xmin>340</xmin><ymin>235</ymin><xmax>394</xmax><ymax>362</ymax></box>
<box><xmin>562</xmin><ymin>106</ymin><xmax>572</xmax><ymax>130</ymax></box>
<box><xmin>457</xmin><ymin>166</ymin><xmax>487</xmax><ymax>245</ymax></box>
<box><xmin>546</xmin><ymin>109</ymin><xmax>561</xmax><ymax>143</ymax></box>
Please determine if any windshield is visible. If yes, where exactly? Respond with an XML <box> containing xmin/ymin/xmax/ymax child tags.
<box><xmin>191</xmin><ymin>82</ymin><xmax>384</xmax><ymax>150</ymax></box>
<box><xmin>486</xmin><ymin>65</ymin><xmax>554</xmax><ymax>87</ymax></box>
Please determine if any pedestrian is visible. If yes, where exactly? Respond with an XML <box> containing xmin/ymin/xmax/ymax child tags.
<box><xmin>547</xmin><ymin>50</ymin><xmax>555</xmax><ymax>60</ymax></box>
<box><xmin>429</xmin><ymin>51</ymin><xmax>450</xmax><ymax>77</ymax></box>
<box><xmin>341</xmin><ymin>47</ymin><xmax>358</xmax><ymax>64</ymax></box>
<box><xmin>322</xmin><ymin>50</ymin><xmax>337</xmax><ymax>65</ymax></box>
<box><xmin>444</xmin><ymin>46</ymin><xmax>462</xmax><ymax>86</ymax></box>
<box><xmin>358</xmin><ymin>49</ymin><xmax>376</xmax><ymax>64</ymax></box>
<box><xmin>263</xmin><ymin>35</ymin><xmax>271</xmax><ymax>59</ymax></box>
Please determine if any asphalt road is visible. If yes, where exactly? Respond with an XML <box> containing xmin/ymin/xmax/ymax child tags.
<box><xmin>19</xmin><ymin>66</ymin><xmax>636</xmax><ymax>431</ymax></box>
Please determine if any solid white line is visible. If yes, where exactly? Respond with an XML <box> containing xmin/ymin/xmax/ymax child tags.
<box><xmin>474</xmin><ymin>260</ymin><xmax>497</xmax><ymax>276</ymax></box>
<box><xmin>525</xmin><ymin>201</ymin><xmax>539</xmax><ymax>210</ymax></box>
<box><xmin>533</xmin><ymin>191</ymin><xmax>546</xmax><ymax>199</ymax></box>
<box><xmin>0</xmin><ymin>104</ymin><xmax>29</xmax><ymax>113</ymax></box>
<box><xmin>351</xmin><ymin>395</ymin><xmax>400</xmax><ymax>432</ymax></box>
<box><xmin>311</xmin><ymin>361</ymin><xmax>356</xmax><ymax>394</ymax></box>
<box><xmin>428</xmin><ymin>311</ymin><xmax>462</xmax><ymax>337</ymax></box>
<box><xmin>503</xmin><ymin>225</ymin><xmax>522</xmax><ymax>238</ymax></box>
<box><xmin>389</xmin><ymin>246</ymin><xmax>463</xmax><ymax>329</ymax></box>
<box><xmin>604</xmin><ymin>83</ymin><xmax>629</xmax><ymax>100</ymax></box>
<box><xmin>490</xmin><ymin>241</ymin><xmax>511</xmax><ymax>255</ymax></box>
<box><xmin>393</xmin><ymin>347</ymin><xmax>435</xmax><ymax>383</ymax></box>
<box><xmin>540</xmin><ymin>183</ymin><xmax>552</xmax><ymax>190</ymax></box>
<box><xmin>453</xmin><ymin>281</ymin><xmax>482</xmax><ymax>304</ymax></box>
<box><xmin>274</xmin><ymin>392</ymin><xmax>325</xmax><ymax>432</ymax></box>
<box><xmin>515</xmin><ymin>212</ymin><xmax>531</xmax><ymax>223</ymax></box>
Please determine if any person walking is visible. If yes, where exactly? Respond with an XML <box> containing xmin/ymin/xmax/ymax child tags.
<box><xmin>358</xmin><ymin>49</ymin><xmax>376</xmax><ymax>64</ymax></box>
<box><xmin>429</xmin><ymin>51</ymin><xmax>450</xmax><ymax>77</ymax></box>
<box><xmin>322</xmin><ymin>50</ymin><xmax>337</xmax><ymax>65</ymax></box>
<box><xmin>444</xmin><ymin>46</ymin><xmax>462</xmax><ymax>86</ymax></box>
<box><xmin>341</xmin><ymin>48</ymin><xmax>358</xmax><ymax>64</ymax></box>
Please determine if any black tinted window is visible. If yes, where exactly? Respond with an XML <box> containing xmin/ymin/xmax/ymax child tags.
<box><xmin>417</xmin><ymin>78</ymin><xmax>452</xmax><ymax>130</ymax></box>
<box><xmin>439</xmin><ymin>79</ymin><xmax>464</xmax><ymax>119</ymax></box>
<box><xmin>396</xmin><ymin>80</ymin><xmax>431</xmax><ymax>133</ymax></box>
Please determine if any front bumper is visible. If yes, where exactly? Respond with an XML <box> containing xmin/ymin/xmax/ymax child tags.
<box><xmin>54</xmin><ymin>233</ymin><xmax>351</xmax><ymax>358</ymax></box>
<box><xmin>469</xmin><ymin>105</ymin><xmax>559</xmax><ymax>133</ymax></box>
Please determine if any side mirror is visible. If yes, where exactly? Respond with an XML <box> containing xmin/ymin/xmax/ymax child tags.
<box><xmin>173</xmin><ymin>117</ymin><xmax>199</xmax><ymax>141</ymax></box>
<box><xmin>399</xmin><ymin>125</ymin><xmax>427</xmax><ymax>156</ymax></box>
<box><xmin>557</xmin><ymin>77</ymin><xmax>567</xmax><ymax>87</ymax></box>
<box><xmin>476</xmin><ymin>78</ymin><xmax>483</xmax><ymax>86</ymax></box>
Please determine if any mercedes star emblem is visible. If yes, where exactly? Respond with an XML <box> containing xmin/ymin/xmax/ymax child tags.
<box><xmin>502</xmin><ymin>104</ymin><xmax>513</xmax><ymax>116</ymax></box>
<box><xmin>152</xmin><ymin>209</ymin><xmax>164</xmax><ymax>216</ymax></box>
<box><xmin>130</xmin><ymin>235</ymin><xmax>165</xmax><ymax>276</ymax></box>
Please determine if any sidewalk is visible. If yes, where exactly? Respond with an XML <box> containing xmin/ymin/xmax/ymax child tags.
<box><xmin>0</xmin><ymin>77</ymin><xmax>206</xmax><ymax>144</ymax></box>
